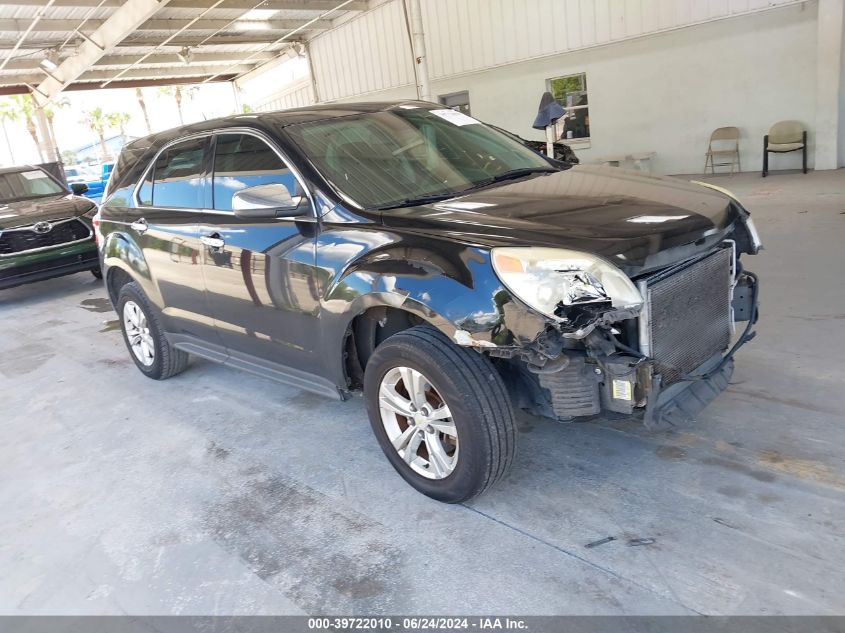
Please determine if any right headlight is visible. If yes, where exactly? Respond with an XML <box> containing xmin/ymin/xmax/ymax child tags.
<box><xmin>491</xmin><ymin>247</ymin><xmax>643</xmax><ymax>320</ymax></box>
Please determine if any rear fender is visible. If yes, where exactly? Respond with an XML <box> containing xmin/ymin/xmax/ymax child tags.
<box><xmin>102</xmin><ymin>230</ymin><xmax>163</xmax><ymax>308</ymax></box>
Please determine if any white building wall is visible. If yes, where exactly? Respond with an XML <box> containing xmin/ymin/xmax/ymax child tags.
<box><xmin>255</xmin><ymin>80</ymin><xmax>315</xmax><ymax>112</ymax></box>
<box><xmin>308</xmin><ymin>0</ymin><xmax>415</xmax><ymax>102</ymax></box>
<box><xmin>421</xmin><ymin>0</ymin><xmax>802</xmax><ymax>80</ymax></box>
<box><xmin>238</xmin><ymin>0</ymin><xmax>822</xmax><ymax>174</ymax></box>
<box><xmin>334</xmin><ymin>3</ymin><xmax>819</xmax><ymax>175</ymax></box>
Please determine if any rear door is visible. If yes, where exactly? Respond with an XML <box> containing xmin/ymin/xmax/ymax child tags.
<box><xmin>125</xmin><ymin>135</ymin><xmax>219</xmax><ymax>343</ymax></box>
<box><xmin>198</xmin><ymin>131</ymin><xmax>323</xmax><ymax>374</ymax></box>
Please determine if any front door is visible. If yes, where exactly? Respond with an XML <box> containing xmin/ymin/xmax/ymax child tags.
<box><xmin>125</xmin><ymin>135</ymin><xmax>219</xmax><ymax>343</ymax></box>
<box><xmin>199</xmin><ymin>132</ymin><xmax>323</xmax><ymax>376</ymax></box>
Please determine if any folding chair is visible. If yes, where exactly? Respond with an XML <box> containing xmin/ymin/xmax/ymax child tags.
<box><xmin>704</xmin><ymin>127</ymin><xmax>740</xmax><ymax>175</ymax></box>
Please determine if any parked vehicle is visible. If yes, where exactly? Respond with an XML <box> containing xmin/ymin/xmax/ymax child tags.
<box><xmin>64</xmin><ymin>162</ymin><xmax>114</xmax><ymax>202</ymax></box>
<box><xmin>98</xmin><ymin>102</ymin><xmax>761</xmax><ymax>502</ymax></box>
<box><xmin>63</xmin><ymin>164</ymin><xmax>97</xmax><ymax>184</ymax></box>
<box><xmin>0</xmin><ymin>165</ymin><xmax>100</xmax><ymax>290</ymax></box>
<box><xmin>488</xmin><ymin>124</ymin><xmax>580</xmax><ymax>164</ymax></box>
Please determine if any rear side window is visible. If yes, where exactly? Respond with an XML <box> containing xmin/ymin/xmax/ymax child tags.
<box><xmin>212</xmin><ymin>133</ymin><xmax>298</xmax><ymax>211</ymax></box>
<box><xmin>143</xmin><ymin>137</ymin><xmax>207</xmax><ymax>208</ymax></box>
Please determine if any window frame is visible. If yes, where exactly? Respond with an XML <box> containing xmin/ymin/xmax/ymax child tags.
<box><xmin>134</xmin><ymin>132</ymin><xmax>212</xmax><ymax>210</ymax></box>
<box><xmin>545</xmin><ymin>72</ymin><xmax>590</xmax><ymax>143</ymax></box>
<box><xmin>133</xmin><ymin>127</ymin><xmax>314</xmax><ymax>218</ymax></box>
<box><xmin>209</xmin><ymin>131</ymin><xmax>302</xmax><ymax>214</ymax></box>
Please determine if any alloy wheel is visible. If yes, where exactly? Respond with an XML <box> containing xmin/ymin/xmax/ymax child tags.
<box><xmin>123</xmin><ymin>300</ymin><xmax>155</xmax><ymax>367</ymax></box>
<box><xmin>378</xmin><ymin>366</ymin><xmax>459</xmax><ymax>479</ymax></box>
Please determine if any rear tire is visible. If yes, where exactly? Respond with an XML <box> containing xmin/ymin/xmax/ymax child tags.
<box><xmin>91</xmin><ymin>267</ymin><xmax>102</xmax><ymax>280</ymax></box>
<box><xmin>117</xmin><ymin>282</ymin><xmax>188</xmax><ymax>380</ymax></box>
<box><xmin>363</xmin><ymin>325</ymin><xmax>516</xmax><ymax>503</ymax></box>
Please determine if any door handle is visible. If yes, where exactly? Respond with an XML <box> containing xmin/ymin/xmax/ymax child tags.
<box><xmin>201</xmin><ymin>234</ymin><xmax>225</xmax><ymax>250</ymax></box>
<box><xmin>130</xmin><ymin>218</ymin><xmax>148</xmax><ymax>234</ymax></box>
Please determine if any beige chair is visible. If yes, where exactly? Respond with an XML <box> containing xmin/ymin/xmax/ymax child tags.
<box><xmin>763</xmin><ymin>120</ymin><xmax>807</xmax><ymax>177</ymax></box>
<box><xmin>704</xmin><ymin>127</ymin><xmax>740</xmax><ymax>174</ymax></box>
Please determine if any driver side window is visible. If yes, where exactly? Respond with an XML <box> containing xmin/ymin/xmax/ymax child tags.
<box><xmin>212</xmin><ymin>133</ymin><xmax>298</xmax><ymax>211</ymax></box>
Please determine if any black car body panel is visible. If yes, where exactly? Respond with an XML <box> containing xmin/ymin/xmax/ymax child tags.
<box><xmin>376</xmin><ymin>166</ymin><xmax>742</xmax><ymax>275</ymax></box>
<box><xmin>0</xmin><ymin>194</ymin><xmax>96</xmax><ymax>231</ymax></box>
<box><xmin>98</xmin><ymin>102</ymin><xmax>760</xmax><ymax>425</ymax></box>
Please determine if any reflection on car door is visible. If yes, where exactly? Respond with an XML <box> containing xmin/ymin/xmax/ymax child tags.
<box><xmin>125</xmin><ymin>135</ymin><xmax>219</xmax><ymax>342</ymax></box>
<box><xmin>199</xmin><ymin>131</ymin><xmax>324</xmax><ymax>376</ymax></box>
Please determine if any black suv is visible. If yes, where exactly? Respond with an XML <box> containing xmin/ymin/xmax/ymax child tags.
<box><xmin>99</xmin><ymin>102</ymin><xmax>761</xmax><ymax>502</ymax></box>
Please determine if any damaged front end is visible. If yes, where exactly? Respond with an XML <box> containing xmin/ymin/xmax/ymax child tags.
<box><xmin>479</xmin><ymin>241</ymin><xmax>759</xmax><ymax>429</ymax></box>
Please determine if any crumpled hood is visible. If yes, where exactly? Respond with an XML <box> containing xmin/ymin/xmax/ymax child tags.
<box><xmin>0</xmin><ymin>194</ymin><xmax>95</xmax><ymax>231</ymax></box>
<box><xmin>381</xmin><ymin>165</ymin><xmax>741</xmax><ymax>274</ymax></box>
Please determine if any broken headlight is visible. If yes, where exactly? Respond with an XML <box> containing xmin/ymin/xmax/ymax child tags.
<box><xmin>491</xmin><ymin>247</ymin><xmax>643</xmax><ymax>319</ymax></box>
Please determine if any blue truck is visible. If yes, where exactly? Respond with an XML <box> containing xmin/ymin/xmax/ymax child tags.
<box><xmin>63</xmin><ymin>162</ymin><xmax>113</xmax><ymax>204</ymax></box>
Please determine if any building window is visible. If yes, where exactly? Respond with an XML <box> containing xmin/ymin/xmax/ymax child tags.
<box><xmin>547</xmin><ymin>73</ymin><xmax>589</xmax><ymax>141</ymax></box>
<box><xmin>438</xmin><ymin>91</ymin><xmax>471</xmax><ymax>116</ymax></box>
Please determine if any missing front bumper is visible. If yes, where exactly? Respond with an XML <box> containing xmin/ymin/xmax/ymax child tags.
<box><xmin>640</xmin><ymin>356</ymin><xmax>734</xmax><ymax>430</ymax></box>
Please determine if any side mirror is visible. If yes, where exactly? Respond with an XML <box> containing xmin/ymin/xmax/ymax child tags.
<box><xmin>70</xmin><ymin>182</ymin><xmax>89</xmax><ymax>195</ymax></box>
<box><xmin>232</xmin><ymin>183</ymin><xmax>304</xmax><ymax>219</ymax></box>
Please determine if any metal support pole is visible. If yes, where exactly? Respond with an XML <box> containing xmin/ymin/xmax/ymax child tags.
<box><xmin>408</xmin><ymin>0</ymin><xmax>431</xmax><ymax>102</ymax></box>
<box><xmin>304</xmin><ymin>41</ymin><xmax>320</xmax><ymax>104</ymax></box>
<box><xmin>230</xmin><ymin>81</ymin><xmax>243</xmax><ymax>113</ymax></box>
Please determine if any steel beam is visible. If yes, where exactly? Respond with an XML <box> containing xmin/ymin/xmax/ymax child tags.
<box><xmin>0</xmin><ymin>73</ymin><xmax>238</xmax><ymax>95</ymax></box>
<box><xmin>0</xmin><ymin>18</ymin><xmax>333</xmax><ymax>31</ymax></box>
<box><xmin>1</xmin><ymin>50</ymin><xmax>277</xmax><ymax>70</ymax></box>
<box><xmin>6</xmin><ymin>64</ymin><xmax>255</xmax><ymax>86</ymax></box>
<box><xmin>119</xmin><ymin>34</ymin><xmax>310</xmax><ymax>45</ymax></box>
<box><xmin>0</xmin><ymin>36</ymin><xmax>292</xmax><ymax>49</ymax></box>
<box><xmin>0</xmin><ymin>0</ymin><xmax>367</xmax><ymax>9</ymax></box>
<box><xmin>32</xmin><ymin>0</ymin><xmax>172</xmax><ymax>104</ymax></box>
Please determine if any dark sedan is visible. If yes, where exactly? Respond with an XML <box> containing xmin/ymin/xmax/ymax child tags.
<box><xmin>0</xmin><ymin>165</ymin><xmax>100</xmax><ymax>291</ymax></box>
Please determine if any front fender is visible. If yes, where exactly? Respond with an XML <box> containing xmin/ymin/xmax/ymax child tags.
<box><xmin>315</xmin><ymin>225</ymin><xmax>553</xmax><ymax>385</ymax></box>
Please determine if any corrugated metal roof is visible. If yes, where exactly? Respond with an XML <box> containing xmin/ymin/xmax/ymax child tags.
<box><xmin>0</xmin><ymin>0</ymin><xmax>360</xmax><ymax>93</ymax></box>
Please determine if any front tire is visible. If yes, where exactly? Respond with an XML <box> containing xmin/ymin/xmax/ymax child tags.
<box><xmin>91</xmin><ymin>267</ymin><xmax>102</xmax><ymax>280</ymax></box>
<box><xmin>363</xmin><ymin>326</ymin><xmax>516</xmax><ymax>503</ymax></box>
<box><xmin>117</xmin><ymin>282</ymin><xmax>188</xmax><ymax>380</ymax></box>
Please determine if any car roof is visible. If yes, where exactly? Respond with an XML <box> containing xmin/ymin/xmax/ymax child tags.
<box><xmin>0</xmin><ymin>164</ymin><xmax>42</xmax><ymax>175</ymax></box>
<box><xmin>123</xmin><ymin>100</ymin><xmax>438</xmax><ymax>153</ymax></box>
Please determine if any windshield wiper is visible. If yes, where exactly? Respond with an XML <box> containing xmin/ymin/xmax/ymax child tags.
<box><xmin>375</xmin><ymin>192</ymin><xmax>457</xmax><ymax>211</ymax></box>
<box><xmin>463</xmin><ymin>167</ymin><xmax>558</xmax><ymax>192</ymax></box>
<box><xmin>373</xmin><ymin>168</ymin><xmax>557</xmax><ymax>211</ymax></box>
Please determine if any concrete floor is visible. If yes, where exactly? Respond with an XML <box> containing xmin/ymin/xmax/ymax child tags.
<box><xmin>1</xmin><ymin>170</ymin><xmax>844</xmax><ymax>616</ymax></box>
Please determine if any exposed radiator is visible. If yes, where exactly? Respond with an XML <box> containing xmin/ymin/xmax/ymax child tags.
<box><xmin>638</xmin><ymin>247</ymin><xmax>733</xmax><ymax>385</ymax></box>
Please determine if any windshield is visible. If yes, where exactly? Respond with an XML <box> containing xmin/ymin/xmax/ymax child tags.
<box><xmin>0</xmin><ymin>169</ymin><xmax>65</xmax><ymax>203</ymax></box>
<box><xmin>286</xmin><ymin>107</ymin><xmax>555</xmax><ymax>209</ymax></box>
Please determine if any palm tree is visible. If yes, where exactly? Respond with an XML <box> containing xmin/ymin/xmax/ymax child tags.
<box><xmin>107</xmin><ymin>111</ymin><xmax>131</xmax><ymax>143</ymax></box>
<box><xmin>10</xmin><ymin>94</ymin><xmax>44</xmax><ymax>162</ymax></box>
<box><xmin>0</xmin><ymin>99</ymin><xmax>19</xmax><ymax>164</ymax></box>
<box><xmin>157</xmin><ymin>85</ymin><xmax>199</xmax><ymax>126</ymax></box>
<box><xmin>80</xmin><ymin>107</ymin><xmax>111</xmax><ymax>161</ymax></box>
<box><xmin>136</xmin><ymin>88</ymin><xmax>152</xmax><ymax>134</ymax></box>
<box><xmin>43</xmin><ymin>97</ymin><xmax>69</xmax><ymax>161</ymax></box>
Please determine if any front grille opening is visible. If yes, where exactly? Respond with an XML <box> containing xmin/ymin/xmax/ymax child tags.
<box><xmin>0</xmin><ymin>219</ymin><xmax>91</xmax><ymax>255</ymax></box>
<box><xmin>641</xmin><ymin>247</ymin><xmax>732</xmax><ymax>384</ymax></box>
